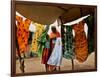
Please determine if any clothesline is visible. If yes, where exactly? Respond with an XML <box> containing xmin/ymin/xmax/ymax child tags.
<box><xmin>63</xmin><ymin>14</ymin><xmax>90</xmax><ymax>26</ymax></box>
<box><xmin>16</xmin><ymin>11</ymin><xmax>89</xmax><ymax>37</ymax></box>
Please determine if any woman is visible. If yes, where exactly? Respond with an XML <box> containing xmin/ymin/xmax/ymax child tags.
<box><xmin>47</xmin><ymin>26</ymin><xmax>62</xmax><ymax>71</ymax></box>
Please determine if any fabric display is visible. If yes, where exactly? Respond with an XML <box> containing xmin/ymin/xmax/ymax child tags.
<box><xmin>37</xmin><ymin>29</ymin><xmax>48</xmax><ymax>57</ymax></box>
<box><xmin>16</xmin><ymin>15</ymin><xmax>31</xmax><ymax>54</ymax></box>
<box><xmin>16</xmin><ymin>14</ymin><xmax>94</xmax><ymax>64</ymax></box>
<box><xmin>73</xmin><ymin>21</ymin><xmax>88</xmax><ymax>62</ymax></box>
<box><xmin>63</xmin><ymin>26</ymin><xmax>75</xmax><ymax>59</ymax></box>
<box><xmin>31</xmin><ymin>23</ymin><xmax>45</xmax><ymax>53</ymax></box>
<box><xmin>85</xmin><ymin>15</ymin><xmax>94</xmax><ymax>54</ymax></box>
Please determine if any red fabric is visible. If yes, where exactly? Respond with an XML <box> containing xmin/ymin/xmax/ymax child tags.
<box><xmin>42</xmin><ymin>48</ymin><xmax>50</xmax><ymax>64</ymax></box>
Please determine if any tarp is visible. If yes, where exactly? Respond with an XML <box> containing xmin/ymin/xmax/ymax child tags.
<box><xmin>16</xmin><ymin>3</ymin><xmax>95</xmax><ymax>25</ymax></box>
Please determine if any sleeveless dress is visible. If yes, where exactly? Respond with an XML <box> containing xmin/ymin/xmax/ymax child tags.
<box><xmin>16</xmin><ymin>15</ymin><xmax>31</xmax><ymax>54</ymax></box>
<box><xmin>41</xmin><ymin>40</ymin><xmax>50</xmax><ymax>64</ymax></box>
<box><xmin>85</xmin><ymin>15</ymin><xmax>94</xmax><ymax>54</ymax></box>
<box><xmin>63</xmin><ymin>26</ymin><xmax>75</xmax><ymax>59</ymax></box>
<box><xmin>73</xmin><ymin>21</ymin><xmax>88</xmax><ymax>62</ymax></box>
<box><xmin>31</xmin><ymin>23</ymin><xmax>45</xmax><ymax>53</ymax></box>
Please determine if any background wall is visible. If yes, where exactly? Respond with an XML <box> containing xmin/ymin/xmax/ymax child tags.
<box><xmin>0</xmin><ymin>0</ymin><xmax>99</xmax><ymax>77</ymax></box>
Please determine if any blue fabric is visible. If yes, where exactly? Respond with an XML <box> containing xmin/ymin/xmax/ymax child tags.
<box><xmin>45</xmin><ymin>41</ymin><xmax>50</xmax><ymax>48</ymax></box>
<box><xmin>47</xmin><ymin>37</ymin><xmax>62</xmax><ymax>66</ymax></box>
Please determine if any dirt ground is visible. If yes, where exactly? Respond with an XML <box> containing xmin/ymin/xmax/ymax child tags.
<box><xmin>16</xmin><ymin>52</ymin><xmax>95</xmax><ymax>74</ymax></box>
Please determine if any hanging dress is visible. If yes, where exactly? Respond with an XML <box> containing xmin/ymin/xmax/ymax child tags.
<box><xmin>73</xmin><ymin>21</ymin><xmax>88</xmax><ymax>62</ymax></box>
<box><xmin>16</xmin><ymin>15</ymin><xmax>31</xmax><ymax>54</ymax></box>
<box><xmin>85</xmin><ymin>15</ymin><xmax>94</xmax><ymax>54</ymax></box>
<box><xmin>63</xmin><ymin>26</ymin><xmax>75</xmax><ymax>59</ymax></box>
<box><xmin>31</xmin><ymin>23</ymin><xmax>45</xmax><ymax>53</ymax></box>
<box><xmin>37</xmin><ymin>26</ymin><xmax>50</xmax><ymax>57</ymax></box>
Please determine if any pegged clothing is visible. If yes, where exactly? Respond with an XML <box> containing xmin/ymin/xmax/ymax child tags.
<box><xmin>16</xmin><ymin>15</ymin><xmax>31</xmax><ymax>54</ymax></box>
<box><xmin>73</xmin><ymin>21</ymin><xmax>88</xmax><ymax>62</ymax></box>
<box><xmin>63</xmin><ymin>26</ymin><xmax>75</xmax><ymax>59</ymax></box>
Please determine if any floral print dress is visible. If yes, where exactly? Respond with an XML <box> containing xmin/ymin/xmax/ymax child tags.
<box><xmin>16</xmin><ymin>15</ymin><xmax>31</xmax><ymax>54</ymax></box>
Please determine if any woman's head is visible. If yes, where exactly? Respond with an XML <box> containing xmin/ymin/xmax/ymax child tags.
<box><xmin>51</xmin><ymin>26</ymin><xmax>57</xmax><ymax>33</ymax></box>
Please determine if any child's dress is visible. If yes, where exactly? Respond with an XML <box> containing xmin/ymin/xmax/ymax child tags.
<box><xmin>42</xmin><ymin>40</ymin><xmax>50</xmax><ymax>64</ymax></box>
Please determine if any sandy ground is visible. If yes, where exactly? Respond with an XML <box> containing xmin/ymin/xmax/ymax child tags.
<box><xmin>16</xmin><ymin>52</ymin><xmax>95</xmax><ymax>74</ymax></box>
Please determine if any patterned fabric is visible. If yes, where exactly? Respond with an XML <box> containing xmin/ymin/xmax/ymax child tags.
<box><xmin>37</xmin><ymin>30</ymin><xmax>48</xmax><ymax>57</ymax></box>
<box><xmin>37</xmin><ymin>26</ymin><xmax>50</xmax><ymax>57</ymax></box>
<box><xmin>16</xmin><ymin>15</ymin><xmax>31</xmax><ymax>54</ymax></box>
<box><xmin>73</xmin><ymin>21</ymin><xmax>88</xmax><ymax>62</ymax></box>
<box><xmin>31</xmin><ymin>23</ymin><xmax>45</xmax><ymax>53</ymax></box>
<box><xmin>63</xmin><ymin>26</ymin><xmax>74</xmax><ymax>59</ymax></box>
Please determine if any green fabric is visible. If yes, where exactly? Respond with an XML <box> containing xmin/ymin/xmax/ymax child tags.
<box><xmin>63</xmin><ymin>26</ymin><xmax>74</xmax><ymax>59</ymax></box>
<box><xmin>37</xmin><ymin>26</ymin><xmax>49</xmax><ymax>57</ymax></box>
<box><xmin>85</xmin><ymin>15</ymin><xmax>94</xmax><ymax>54</ymax></box>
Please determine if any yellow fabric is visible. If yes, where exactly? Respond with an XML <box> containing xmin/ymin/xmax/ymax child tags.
<box><xmin>31</xmin><ymin>23</ymin><xmax>45</xmax><ymax>52</ymax></box>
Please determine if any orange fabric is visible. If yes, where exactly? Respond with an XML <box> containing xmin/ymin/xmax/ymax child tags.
<box><xmin>73</xmin><ymin>21</ymin><xmax>88</xmax><ymax>62</ymax></box>
<box><xmin>16</xmin><ymin>15</ymin><xmax>31</xmax><ymax>54</ymax></box>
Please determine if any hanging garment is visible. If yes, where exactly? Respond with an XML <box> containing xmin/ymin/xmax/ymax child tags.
<box><xmin>63</xmin><ymin>26</ymin><xmax>75</xmax><ymax>59</ymax></box>
<box><xmin>85</xmin><ymin>15</ymin><xmax>94</xmax><ymax>54</ymax></box>
<box><xmin>47</xmin><ymin>37</ymin><xmax>62</xmax><ymax>66</ymax></box>
<box><xmin>31</xmin><ymin>23</ymin><xmax>45</xmax><ymax>53</ymax></box>
<box><xmin>61</xmin><ymin>25</ymin><xmax>65</xmax><ymax>55</ymax></box>
<box><xmin>16</xmin><ymin>15</ymin><xmax>31</xmax><ymax>54</ymax></box>
<box><xmin>37</xmin><ymin>26</ymin><xmax>50</xmax><ymax>57</ymax></box>
<box><xmin>73</xmin><ymin>21</ymin><xmax>88</xmax><ymax>62</ymax></box>
<box><xmin>37</xmin><ymin>30</ymin><xmax>47</xmax><ymax>57</ymax></box>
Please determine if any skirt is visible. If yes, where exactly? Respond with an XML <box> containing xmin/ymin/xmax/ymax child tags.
<box><xmin>42</xmin><ymin>48</ymin><xmax>50</xmax><ymax>64</ymax></box>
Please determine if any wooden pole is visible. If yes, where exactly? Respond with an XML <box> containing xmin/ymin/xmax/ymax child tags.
<box><xmin>71</xmin><ymin>59</ymin><xmax>74</xmax><ymax>70</ymax></box>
